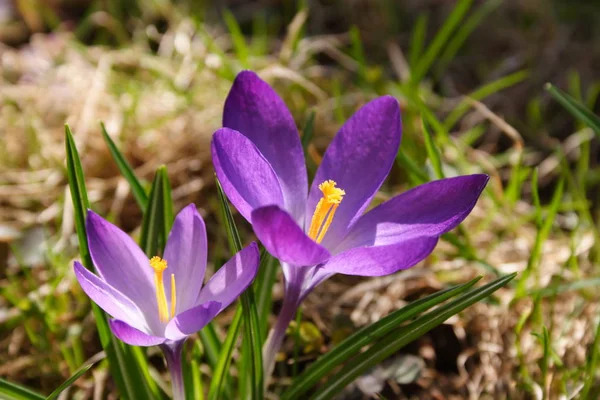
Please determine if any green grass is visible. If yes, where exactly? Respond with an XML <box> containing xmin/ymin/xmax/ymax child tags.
<box><xmin>1</xmin><ymin>1</ymin><xmax>600</xmax><ymax>399</ymax></box>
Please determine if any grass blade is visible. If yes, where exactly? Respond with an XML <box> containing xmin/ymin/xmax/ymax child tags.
<box><xmin>408</xmin><ymin>13</ymin><xmax>428</xmax><ymax>70</ymax></box>
<box><xmin>185</xmin><ymin>343</ymin><xmax>205</xmax><ymax>400</ymax></box>
<box><xmin>309</xmin><ymin>273</ymin><xmax>517</xmax><ymax>399</ymax></box>
<box><xmin>65</xmin><ymin>125</ymin><xmax>92</xmax><ymax>268</ymax></box>
<box><xmin>411</xmin><ymin>0</ymin><xmax>473</xmax><ymax>84</ymax></box>
<box><xmin>540</xmin><ymin>326</ymin><xmax>550</xmax><ymax>398</ymax></box>
<box><xmin>139</xmin><ymin>166</ymin><xmax>171</xmax><ymax>257</ymax></box>
<box><xmin>160</xmin><ymin>168</ymin><xmax>174</xmax><ymax>234</ymax></box>
<box><xmin>349</xmin><ymin>26</ymin><xmax>367</xmax><ymax>84</ymax></box>
<box><xmin>100</xmin><ymin>122</ymin><xmax>148</xmax><ymax>211</ymax></box>
<box><xmin>302</xmin><ymin>111</ymin><xmax>318</xmax><ymax>174</ymax></box>
<box><xmin>223</xmin><ymin>9</ymin><xmax>249</xmax><ymax>68</ymax></box>
<box><xmin>46</xmin><ymin>355</ymin><xmax>102</xmax><ymax>400</ymax></box>
<box><xmin>65</xmin><ymin>125</ymin><xmax>156</xmax><ymax>400</ymax></box>
<box><xmin>546</xmin><ymin>83</ymin><xmax>600</xmax><ymax>136</ymax></box>
<box><xmin>208</xmin><ymin>308</ymin><xmax>243</xmax><ymax>400</ymax></box>
<box><xmin>0</xmin><ymin>379</ymin><xmax>45</xmax><ymax>400</ymax></box>
<box><xmin>528</xmin><ymin>276</ymin><xmax>600</xmax><ymax>298</ymax></box>
<box><xmin>434</xmin><ymin>0</ymin><xmax>501</xmax><ymax>77</ymax></box>
<box><xmin>515</xmin><ymin>176</ymin><xmax>564</xmax><ymax>297</ymax></box>
<box><xmin>209</xmin><ymin>179</ymin><xmax>263</xmax><ymax>400</ymax></box>
<box><xmin>301</xmin><ymin>111</ymin><xmax>316</xmax><ymax>152</ymax></box>
<box><xmin>422</xmin><ymin>118</ymin><xmax>444</xmax><ymax>179</ymax></box>
<box><xmin>395</xmin><ymin>151</ymin><xmax>429</xmax><ymax>185</ymax></box>
<box><xmin>581</xmin><ymin>314</ymin><xmax>600</xmax><ymax>398</ymax></box>
<box><xmin>198</xmin><ymin>322</ymin><xmax>222</xmax><ymax>369</ymax></box>
<box><xmin>444</xmin><ymin>70</ymin><xmax>529</xmax><ymax>130</ymax></box>
<box><xmin>283</xmin><ymin>276</ymin><xmax>481</xmax><ymax>400</ymax></box>
<box><xmin>254</xmin><ymin>249</ymin><xmax>278</xmax><ymax>341</ymax></box>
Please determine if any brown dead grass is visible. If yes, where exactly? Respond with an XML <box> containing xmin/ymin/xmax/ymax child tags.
<box><xmin>0</xmin><ymin>22</ymin><xmax>598</xmax><ymax>399</ymax></box>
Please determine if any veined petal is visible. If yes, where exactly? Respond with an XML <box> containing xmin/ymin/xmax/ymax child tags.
<box><xmin>224</xmin><ymin>70</ymin><xmax>308</xmax><ymax>221</ymax></box>
<box><xmin>304</xmin><ymin>267</ymin><xmax>335</xmax><ymax>298</ymax></box>
<box><xmin>165</xmin><ymin>301</ymin><xmax>221</xmax><ymax>341</ymax></box>
<box><xmin>73</xmin><ymin>261</ymin><xmax>156</xmax><ymax>333</ymax></box>
<box><xmin>109</xmin><ymin>319</ymin><xmax>166</xmax><ymax>347</ymax></box>
<box><xmin>280</xmin><ymin>262</ymin><xmax>333</xmax><ymax>302</ymax></box>
<box><xmin>196</xmin><ymin>242</ymin><xmax>260</xmax><ymax>312</ymax></box>
<box><xmin>251</xmin><ymin>206</ymin><xmax>330</xmax><ymax>267</ymax></box>
<box><xmin>86</xmin><ymin>211</ymin><xmax>156</xmax><ymax>313</ymax></box>
<box><xmin>321</xmin><ymin>237</ymin><xmax>438</xmax><ymax>277</ymax></box>
<box><xmin>163</xmin><ymin>204</ymin><xmax>207</xmax><ymax>314</ymax></box>
<box><xmin>212</xmin><ymin>128</ymin><xmax>284</xmax><ymax>222</ymax></box>
<box><xmin>306</xmin><ymin>96</ymin><xmax>402</xmax><ymax>249</ymax></box>
<box><xmin>337</xmin><ymin>175</ymin><xmax>489</xmax><ymax>251</ymax></box>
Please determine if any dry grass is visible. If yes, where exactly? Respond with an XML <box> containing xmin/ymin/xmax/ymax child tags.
<box><xmin>1</xmin><ymin>13</ymin><xmax>599</xmax><ymax>399</ymax></box>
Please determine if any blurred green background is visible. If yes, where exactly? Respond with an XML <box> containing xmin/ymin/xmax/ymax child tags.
<box><xmin>2</xmin><ymin>0</ymin><xmax>600</xmax><ymax>398</ymax></box>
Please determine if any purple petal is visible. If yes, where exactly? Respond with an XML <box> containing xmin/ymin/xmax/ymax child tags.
<box><xmin>165</xmin><ymin>301</ymin><xmax>221</xmax><ymax>341</ymax></box>
<box><xmin>86</xmin><ymin>211</ymin><xmax>155</xmax><ymax>310</ymax></box>
<box><xmin>321</xmin><ymin>237</ymin><xmax>439</xmax><ymax>277</ymax></box>
<box><xmin>212</xmin><ymin>128</ymin><xmax>284</xmax><ymax>221</ymax></box>
<box><xmin>224</xmin><ymin>71</ymin><xmax>308</xmax><ymax>221</ymax></box>
<box><xmin>337</xmin><ymin>175</ymin><xmax>489</xmax><ymax>251</ymax></box>
<box><xmin>251</xmin><ymin>206</ymin><xmax>331</xmax><ymax>266</ymax></box>
<box><xmin>280</xmin><ymin>263</ymin><xmax>332</xmax><ymax>302</ymax></box>
<box><xmin>306</xmin><ymin>96</ymin><xmax>402</xmax><ymax>249</ymax></box>
<box><xmin>109</xmin><ymin>319</ymin><xmax>166</xmax><ymax>346</ymax></box>
<box><xmin>73</xmin><ymin>261</ymin><xmax>156</xmax><ymax>333</ymax></box>
<box><xmin>196</xmin><ymin>243</ymin><xmax>260</xmax><ymax>312</ymax></box>
<box><xmin>304</xmin><ymin>267</ymin><xmax>335</xmax><ymax>298</ymax></box>
<box><xmin>163</xmin><ymin>204</ymin><xmax>207</xmax><ymax>314</ymax></box>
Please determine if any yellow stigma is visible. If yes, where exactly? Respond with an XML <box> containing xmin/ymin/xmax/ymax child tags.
<box><xmin>149</xmin><ymin>256</ymin><xmax>167</xmax><ymax>272</ymax></box>
<box><xmin>149</xmin><ymin>256</ymin><xmax>176</xmax><ymax>323</ymax></box>
<box><xmin>308</xmin><ymin>180</ymin><xmax>346</xmax><ymax>243</ymax></box>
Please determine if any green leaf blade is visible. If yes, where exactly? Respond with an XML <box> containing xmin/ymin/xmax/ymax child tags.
<box><xmin>65</xmin><ymin>125</ymin><xmax>157</xmax><ymax>400</ymax></box>
<box><xmin>309</xmin><ymin>273</ymin><xmax>517</xmax><ymax>400</ymax></box>
<box><xmin>100</xmin><ymin>122</ymin><xmax>149</xmax><ymax>211</ymax></box>
<box><xmin>140</xmin><ymin>166</ymin><xmax>173</xmax><ymax>257</ymax></box>
<box><xmin>46</xmin><ymin>356</ymin><xmax>101</xmax><ymax>400</ymax></box>
<box><xmin>411</xmin><ymin>0</ymin><xmax>473</xmax><ymax>84</ymax></box>
<box><xmin>208</xmin><ymin>179</ymin><xmax>263</xmax><ymax>400</ymax></box>
<box><xmin>283</xmin><ymin>276</ymin><xmax>481</xmax><ymax>400</ymax></box>
<box><xmin>546</xmin><ymin>83</ymin><xmax>600</xmax><ymax>136</ymax></box>
<box><xmin>0</xmin><ymin>379</ymin><xmax>45</xmax><ymax>400</ymax></box>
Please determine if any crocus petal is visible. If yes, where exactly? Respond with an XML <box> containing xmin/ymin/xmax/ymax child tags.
<box><xmin>196</xmin><ymin>243</ymin><xmax>260</xmax><ymax>312</ymax></box>
<box><xmin>163</xmin><ymin>204</ymin><xmax>207</xmax><ymax>314</ymax></box>
<box><xmin>223</xmin><ymin>71</ymin><xmax>308</xmax><ymax>221</ymax></box>
<box><xmin>337</xmin><ymin>175</ymin><xmax>489</xmax><ymax>251</ymax></box>
<box><xmin>280</xmin><ymin>263</ymin><xmax>333</xmax><ymax>302</ymax></box>
<box><xmin>251</xmin><ymin>206</ymin><xmax>331</xmax><ymax>267</ymax></box>
<box><xmin>165</xmin><ymin>301</ymin><xmax>221</xmax><ymax>341</ymax></box>
<box><xmin>212</xmin><ymin>128</ymin><xmax>284</xmax><ymax>221</ymax></box>
<box><xmin>86</xmin><ymin>211</ymin><xmax>156</xmax><ymax>311</ymax></box>
<box><xmin>73</xmin><ymin>262</ymin><xmax>153</xmax><ymax>333</ymax></box>
<box><xmin>306</xmin><ymin>96</ymin><xmax>402</xmax><ymax>250</ymax></box>
<box><xmin>321</xmin><ymin>237</ymin><xmax>439</xmax><ymax>277</ymax></box>
<box><xmin>109</xmin><ymin>319</ymin><xmax>166</xmax><ymax>347</ymax></box>
<box><xmin>304</xmin><ymin>267</ymin><xmax>335</xmax><ymax>298</ymax></box>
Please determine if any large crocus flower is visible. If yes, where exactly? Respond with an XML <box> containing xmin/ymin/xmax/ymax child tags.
<box><xmin>73</xmin><ymin>204</ymin><xmax>259</xmax><ymax>399</ymax></box>
<box><xmin>211</xmin><ymin>71</ymin><xmax>488</xmax><ymax>375</ymax></box>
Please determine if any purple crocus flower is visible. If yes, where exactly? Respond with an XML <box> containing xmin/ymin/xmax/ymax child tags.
<box><xmin>211</xmin><ymin>71</ymin><xmax>488</xmax><ymax>375</ymax></box>
<box><xmin>73</xmin><ymin>204</ymin><xmax>259</xmax><ymax>399</ymax></box>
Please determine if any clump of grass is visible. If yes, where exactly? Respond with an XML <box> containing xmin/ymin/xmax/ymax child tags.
<box><xmin>1</xmin><ymin>2</ymin><xmax>600</xmax><ymax>399</ymax></box>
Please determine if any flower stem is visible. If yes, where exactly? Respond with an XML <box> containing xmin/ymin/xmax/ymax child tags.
<box><xmin>262</xmin><ymin>286</ymin><xmax>301</xmax><ymax>382</ymax></box>
<box><xmin>161</xmin><ymin>341</ymin><xmax>186</xmax><ymax>400</ymax></box>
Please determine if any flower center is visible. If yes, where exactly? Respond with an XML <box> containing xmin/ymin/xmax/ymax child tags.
<box><xmin>149</xmin><ymin>256</ymin><xmax>176</xmax><ymax>323</ymax></box>
<box><xmin>308</xmin><ymin>180</ymin><xmax>346</xmax><ymax>244</ymax></box>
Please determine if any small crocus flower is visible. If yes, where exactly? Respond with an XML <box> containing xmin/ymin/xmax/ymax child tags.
<box><xmin>73</xmin><ymin>204</ymin><xmax>259</xmax><ymax>399</ymax></box>
<box><xmin>211</xmin><ymin>71</ymin><xmax>489</xmax><ymax>375</ymax></box>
